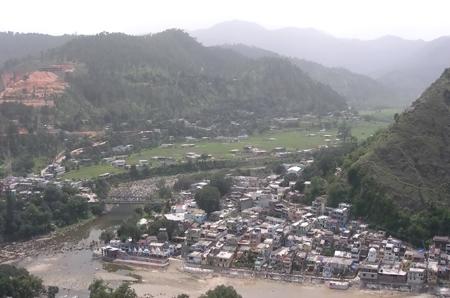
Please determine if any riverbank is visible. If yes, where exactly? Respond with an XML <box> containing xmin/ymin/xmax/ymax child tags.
<box><xmin>7</xmin><ymin>204</ymin><xmax>438</xmax><ymax>298</ymax></box>
<box><xmin>126</xmin><ymin>259</ymin><xmax>430</xmax><ymax>298</ymax></box>
<box><xmin>16</xmin><ymin>243</ymin><xmax>436</xmax><ymax>298</ymax></box>
<box><xmin>0</xmin><ymin>216</ymin><xmax>98</xmax><ymax>264</ymax></box>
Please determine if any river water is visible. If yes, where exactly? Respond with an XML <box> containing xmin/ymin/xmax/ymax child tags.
<box><xmin>16</xmin><ymin>206</ymin><xmax>430</xmax><ymax>298</ymax></box>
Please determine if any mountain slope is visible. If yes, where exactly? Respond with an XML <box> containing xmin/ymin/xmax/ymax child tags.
<box><xmin>2</xmin><ymin>30</ymin><xmax>346</xmax><ymax>130</ymax></box>
<box><xmin>191</xmin><ymin>21</ymin><xmax>425</xmax><ymax>75</ymax></box>
<box><xmin>0</xmin><ymin>32</ymin><xmax>72</xmax><ymax>66</ymax></box>
<box><xmin>293</xmin><ymin>59</ymin><xmax>403</xmax><ymax>108</ymax></box>
<box><xmin>347</xmin><ymin>69</ymin><xmax>450</xmax><ymax>242</ymax></box>
<box><xmin>192</xmin><ymin>21</ymin><xmax>450</xmax><ymax>103</ymax></box>
<box><xmin>224</xmin><ymin>44</ymin><xmax>403</xmax><ymax>107</ymax></box>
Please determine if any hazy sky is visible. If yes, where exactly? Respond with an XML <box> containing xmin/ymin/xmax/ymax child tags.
<box><xmin>1</xmin><ymin>0</ymin><xmax>449</xmax><ymax>40</ymax></box>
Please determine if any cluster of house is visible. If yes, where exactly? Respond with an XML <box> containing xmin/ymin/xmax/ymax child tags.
<box><xmin>100</xmin><ymin>236</ymin><xmax>175</xmax><ymax>268</ymax></box>
<box><xmin>40</xmin><ymin>163</ymin><xmax>66</xmax><ymax>178</ymax></box>
<box><xmin>358</xmin><ymin>235</ymin><xmax>450</xmax><ymax>289</ymax></box>
<box><xmin>0</xmin><ymin>174</ymin><xmax>97</xmax><ymax>202</ymax></box>
<box><xmin>172</xmin><ymin>174</ymin><xmax>450</xmax><ymax>290</ymax></box>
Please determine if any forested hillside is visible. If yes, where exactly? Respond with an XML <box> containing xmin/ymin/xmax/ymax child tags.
<box><xmin>292</xmin><ymin>59</ymin><xmax>403</xmax><ymax>108</ymax></box>
<box><xmin>0</xmin><ymin>32</ymin><xmax>72</xmax><ymax>66</ymax></box>
<box><xmin>345</xmin><ymin>69</ymin><xmax>450</xmax><ymax>244</ymax></box>
<box><xmin>193</xmin><ymin>21</ymin><xmax>450</xmax><ymax>104</ymax></box>
<box><xmin>24</xmin><ymin>30</ymin><xmax>345</xmax><ymax>130</ymax></box>
<box><xmin>224</xmin><ymin>44</ymin><xmax>404</xmax><ymax>108</ymax></box>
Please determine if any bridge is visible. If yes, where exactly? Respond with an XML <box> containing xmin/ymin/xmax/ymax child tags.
<box><xmin>103</xmin><ymin>197</ymin><xmax>148</xmax><ymax>204</ymax></box>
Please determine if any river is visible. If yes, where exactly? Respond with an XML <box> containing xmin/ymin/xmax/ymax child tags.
<box><xmin>14</xmin><ymin>206</ymin><xmax>430</xmax><ymax>298</ymax></box>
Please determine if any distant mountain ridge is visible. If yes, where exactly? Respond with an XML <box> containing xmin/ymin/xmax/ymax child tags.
<box><xmin>0</xmin><ymin>32</ymin><xmax>73</xmax><ymax>66</ymax></box>
<box><xmin>192</xmin><ymin>20</ymin><xmax>450</xmax><ymax>102</ymax></box>
<box><xmin>223</xmin><ymin>44</ymin><xmax>403</xmax><ymax>107</ymax></box>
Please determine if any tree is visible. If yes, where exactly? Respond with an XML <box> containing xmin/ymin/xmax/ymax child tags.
<box><xmin>337</xmin><ymin>121</ymin><xmax>352</xmax><ymax>143</ymax></box>
<box><xmin>47</xmin><ymin>286</ymin><xmax>59</xmax><ymax>298</ymax></box>
<box><xmin>89</xmin><ymin>279</ymin><xmax>137</xmax><ymax>298</ymax></box>
<box><xmin>100</xmin><ymin>230</ymin><xmax>115</xmax><ymax>244</ymax></box>
<box><xmin>199</xmin><ymin>285</ymin><xmax>242</xmax><ymax>298</ymax></box>
<box><xmin>327</xmin><ymin>180</ymin><xmax>349</xmax><ymax>207</ymax></box>
<box><xmin>117</xmin><ymin>221</ymin><xmax>141</xmax><ymax>242</ymax></box>
<box><xmin>209</xmin><ymin>174</ymin><xmax>232</xmax><ymax>196</ymax></box>
<box><xmin>89</xmin><ymin>279</ymin><xmax>111</xmax><ymax>298</ymax></box>
<box><xmin>0</xmin><ymin>265</ymin><xmax>44</xmax><ymax>298</ymax></box>
<box><xmin>129</xmin><ymin>164</ymin><xmax>139</xmax><ymax>179</ymax></box>
<box><xmin>4</xmin><ymin>192</ymin><xmax>17</xmax><ymax>238</ymax></box>
<box><xmin>144</xmin><ymin>201</ymin><xmax>163</xmax><ymax>214</ymax></box>
<box><xmin>93</xmin><ymin>179</ymin><xmax>111</xmax><ymax>199</ymax></box>
<box><xmin>195</xmin><ymin>186</ymin><xmax>221</xmax><ymax>214</ymax></box>
<box><xmin>173</xmin><ymin>175</ymin><xmax>194</xmax><ymax>191</ymax></box>
<box><xmin>157</xmin><ymin>179</ymin><xmax>172</xmax><ymax>199</ymax></box>
<box><xmin>147</xmin><ymin>218</ymin><xmax>179</xmax><ymax>240</ymax></box>
<box><xmin>11</xmin><ymin>155</ymin><xmax>35</xmax><ymax>176</ymax></box>
<box><xmin>294</xmin><ymin>178</ymin><xmax>306</xmax><ymax>193</ymax></box>
<box><xmin>90</xmin><ymin>202</ymin><xmax>105</xmax><ymax>216</ymax></box>
<box><xmin>272</xmin><ymin>163</ymin><xmax>286</xmax><ymax>175</ymax></box>
<box><xmin>177</xmin><ymin>294</ymin><xmax>190</xmax><ymax>298</ymax></box>
<box><xmin>112</xmin><ymin>283</ymin><xmax>137</xmax><ymax>298</ymax></box>
<box><xmin>305</xmin><ymin>176</ymin><xmax>327</xmax><ymax>203</ymax></box>
<box><xmin>394</xmin><ymin>113</ymin><xmax>400</xmax><ymax>123</ymax></box>
<box><xmin>134</xmin><ymin>207</ymin><xmax>144</xmax><ymax>216</ymax></box>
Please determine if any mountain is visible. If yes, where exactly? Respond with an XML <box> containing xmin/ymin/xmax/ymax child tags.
<box><xmin>1</xmin><ymin>30</ymin><xmax>346</xmax><ymax>131</ymax></box>
<box><xmin>192</xmin><ymin>21</ymin><xmax>450</xmax><ymax>102</ymax></box>
<box><xmin>346</xmin><ymin>69</ymin><xmax>450</xmax><ymax>243</ymax></box>
<box><xmin>0</xmin><ymin>32</ymin><xmax>73</xmax><ymax>66</ymax></box>
<box><xmin>224</xmin><ymin>44</ymin><xmax>403</xmax><ymax>107</ymax></box>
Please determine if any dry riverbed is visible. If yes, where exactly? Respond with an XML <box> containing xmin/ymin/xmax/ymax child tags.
<box><xmin>0</xmin><ymin>217</ymin><xmax>97</xmax><ymax>264</ymax></box>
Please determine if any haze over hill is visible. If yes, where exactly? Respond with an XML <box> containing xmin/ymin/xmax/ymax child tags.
<box><xmin>224</xmin><ymin>44</ymin><xmax>403</xmax><ymax>107</ymax></box>
<box><xmin>0</xmin><ymin>32</ymin><xmax>73</xmax><ymax>66</ymax></box>
<box><xmin>192</xmin><ymin>20</ymin><xmax>450</xmax><ymax>101</ymax></box>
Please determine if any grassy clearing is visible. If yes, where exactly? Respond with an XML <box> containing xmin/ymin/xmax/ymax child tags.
<box><xmin>63</xmin><ymin>118</ymin><xmax>393</xmax><ymax>180</ymax></box>
<box><xmin>351</xmin><ymin>121</ymin><xmax>388</xmax><ymax>140</ymax></box>
<box><xmin>359</xmin><ymin>108</ymin><xmax>403</xmax><ymax>122</ymax></box>
<box><xmin>63</xmin><ymin>163</ymin><xmax>125</xmax><ymax>180</ymax></box>
<box><xmin>128</xmin><ymin>129</ymin><xmax>334</xmax><ymax>164</ymax></box>
<box><xmin>32</xmin><ymin>157</ymin><xmax>49</xmax><ymax>174</ymax></box>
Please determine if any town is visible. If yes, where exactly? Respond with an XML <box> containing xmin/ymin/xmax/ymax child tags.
<box><xmin>1</xmin><ymin>118</ymin><xmax>449</xmax><ymax>296</ymax></box>
<box><xmin>98</xmin><ymin>166</ymin><xmax>450</xmax><ymax>294</ymax></box>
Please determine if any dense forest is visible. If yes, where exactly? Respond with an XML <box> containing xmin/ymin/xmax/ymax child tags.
<box><xmin>303</xmin><ymin>69</ymin><xmax>450</xmax><ymax>244</ymax></box>
<box><xmin>2</xmin><ymin>30</ymin><xmax>346</xmax><ymax>131</ymax></box>
<box><xmin>0</xmin><ymin>103</ymin><xmax>61</xmax><ymax>176</ymax></box>
<box><xmin>0</xmin><ymin>32</ymin><xmax>72</xmax><ymax>66</ymax></box>
<box><xmin>0</xmin><ymin>30</ymin><xmax>348</xmax><ymax>175</ymax></box>
<box><xmin>223</xmin><ymin>44</ymin><xmax>404</xmax><ymax>108</ymax></box>
<box><xmin>0</xmin><ymin>185</ymin><xmax>99</xmax><ymax>242</ymax></box>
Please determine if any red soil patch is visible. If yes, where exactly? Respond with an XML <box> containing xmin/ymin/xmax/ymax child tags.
<box><xmin>0</xmin><ymin>66</ymin><xmax>72</xmax><ymax>107</ymax></box>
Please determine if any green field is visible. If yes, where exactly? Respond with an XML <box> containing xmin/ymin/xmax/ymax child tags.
<box><xmin>63</xmin><ymin>163</ymin><xmax>125</xmax><ymax>180</ymax></box>
<box><xmin>32</xmin><ymin>157</ymin><xmax>50</xmax><ymax>174</ymax></box>
<box><xmin>62</xmin><ymin>117</ymin><xmax>390</xmax><ymax>180</ymax></box>
<box><xmin>359</xmin><ymin>108</ymin><xmax>403</xmax><ymax>122</ymax></box>
<box><xmin>128</xmin><ymin>130</ymin><xmax>332</xmax><ymax>164</ymax></box>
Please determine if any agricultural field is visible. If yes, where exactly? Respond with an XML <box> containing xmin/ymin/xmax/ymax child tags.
<box><xmin>128</xmin><ymin>130</ymin><xmax>332</xmax><ymax>164</ymax></box>
<box><xmin>63</xmin><ymin>163</ymin><xmax>125</xmax><ymax>180</ymax></box>
<box><xmin>62</xmin><ymin>115</ymin><xmax>391</xmax><ymax>180</ymax></box>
